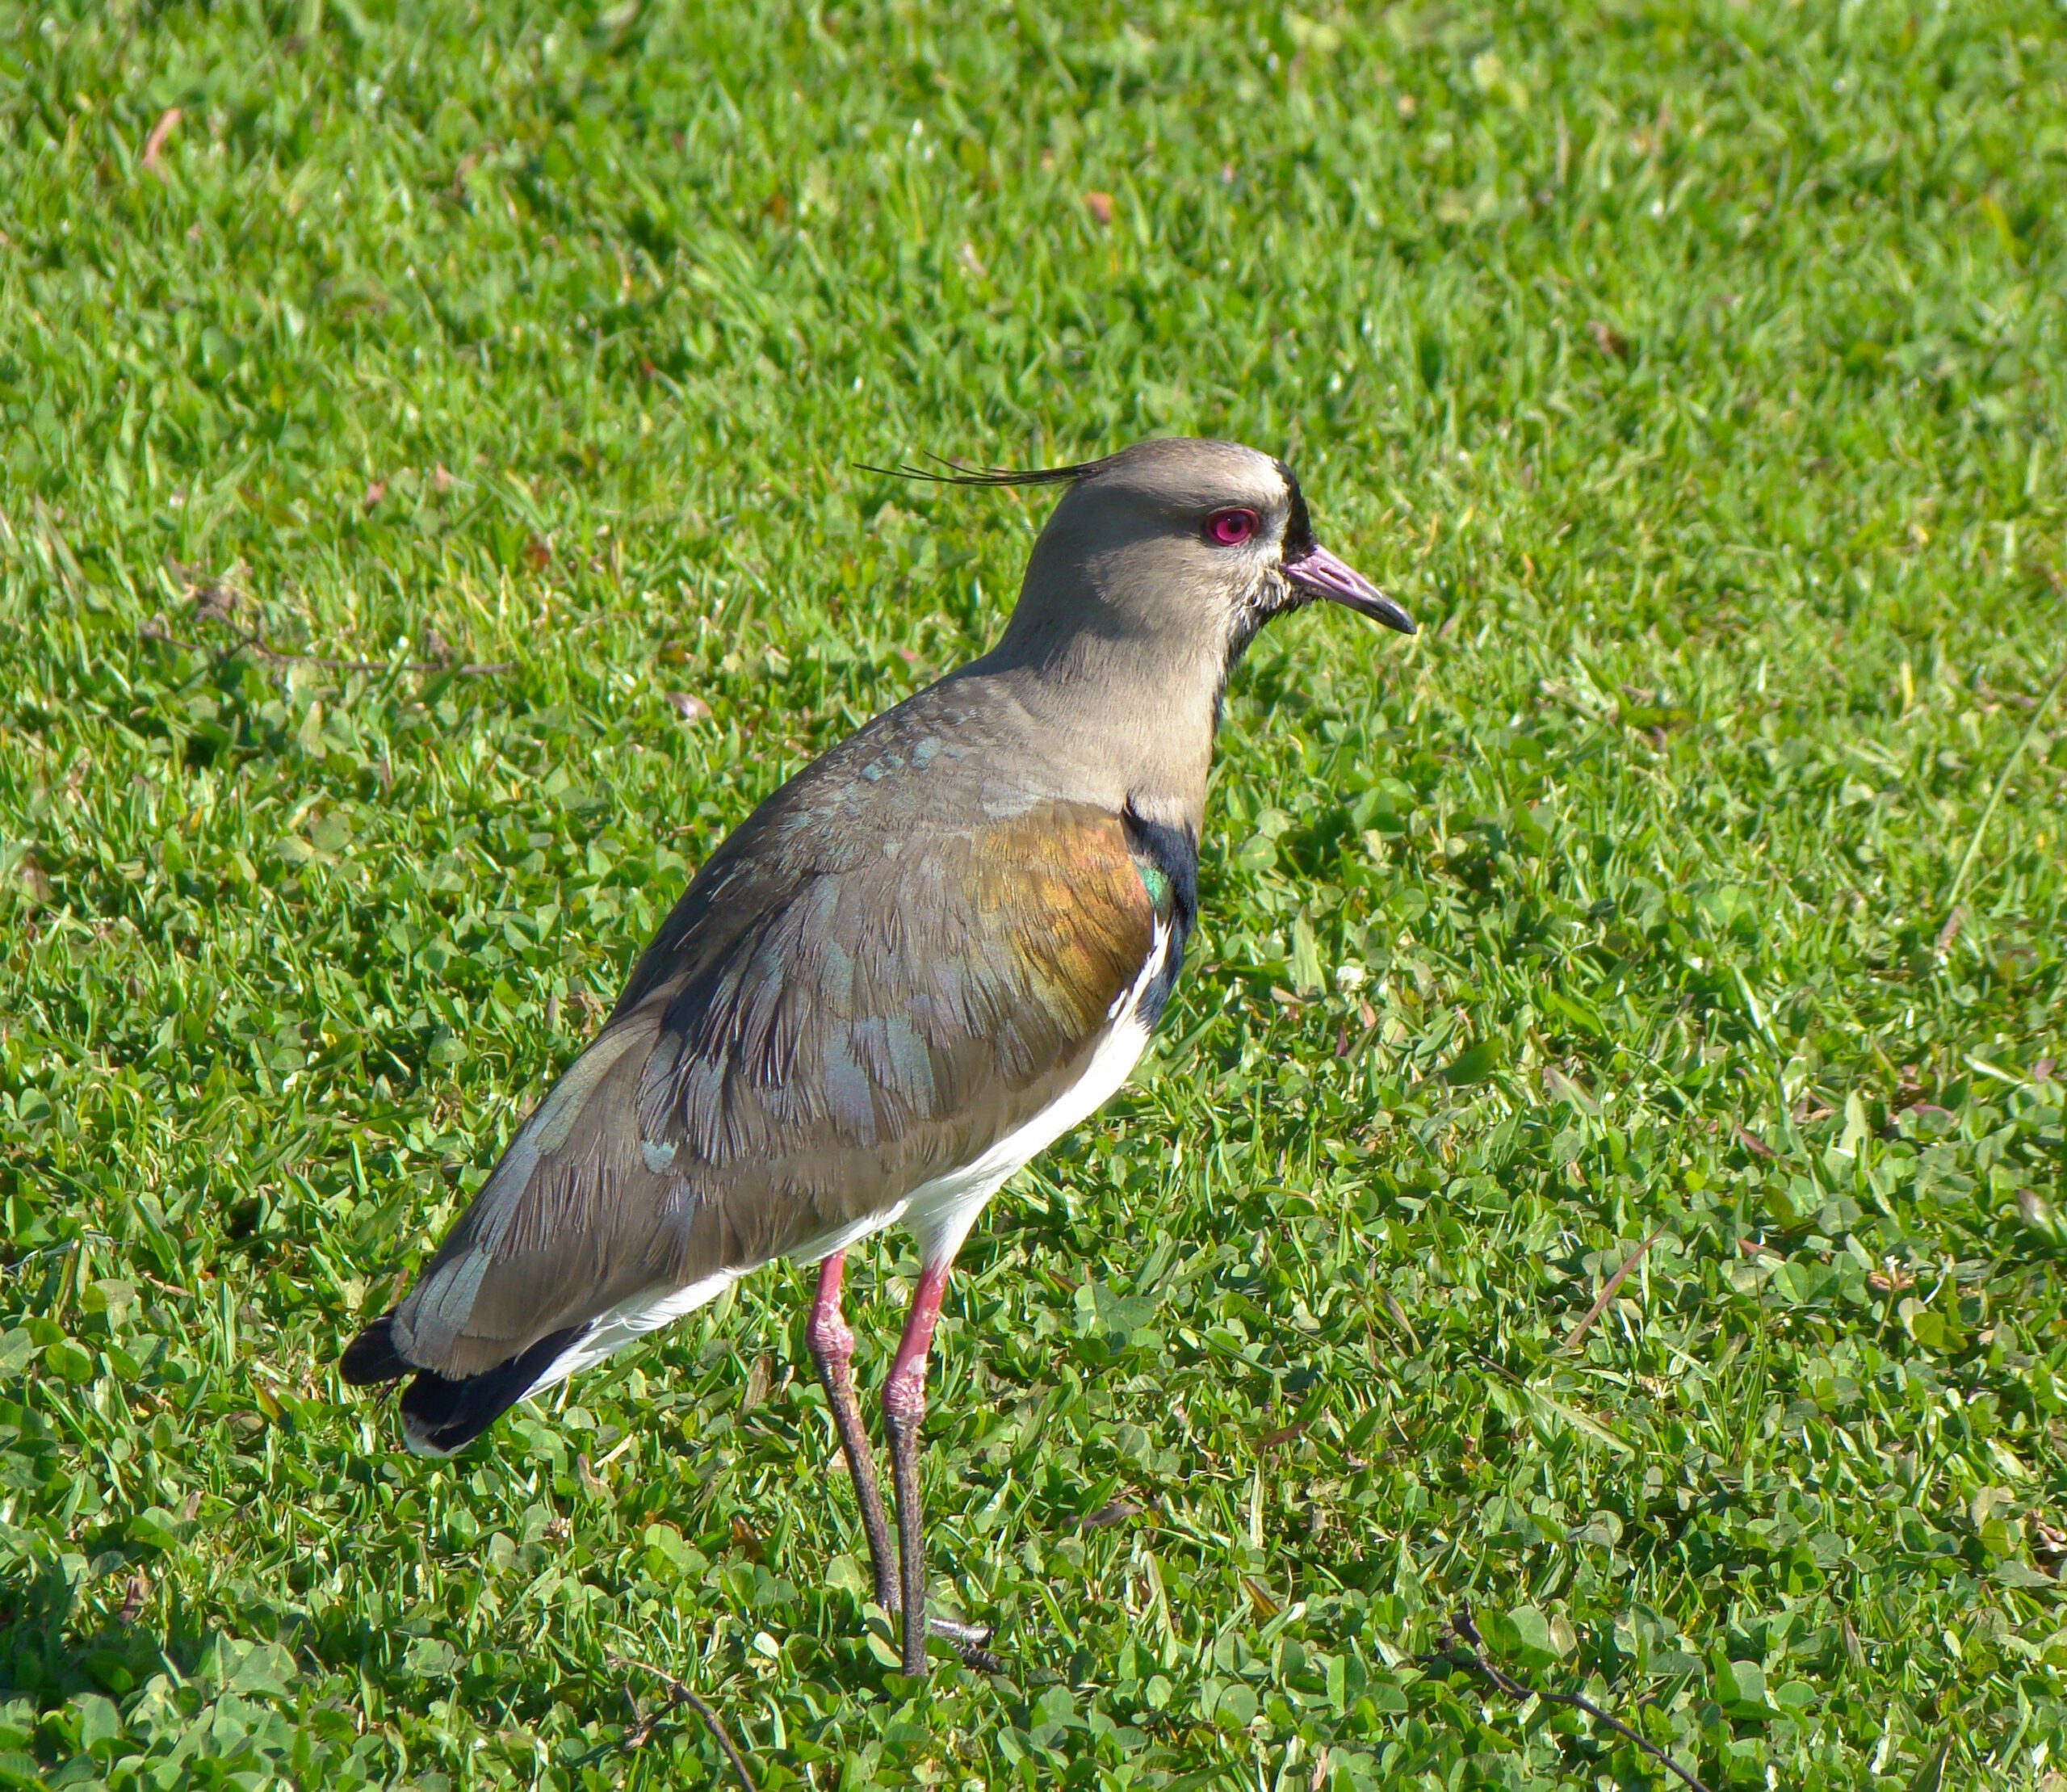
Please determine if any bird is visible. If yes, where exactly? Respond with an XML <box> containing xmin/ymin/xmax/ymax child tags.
<box><xmin>339</xmin><ymin>438</ymin><xmax>1415</xmax><ymax>1676</ymax></box>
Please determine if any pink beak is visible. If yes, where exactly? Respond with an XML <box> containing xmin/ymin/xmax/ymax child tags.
<box><xmin>1284</xmin><ymin>543</ymin><xmax>1415</xmax><ymax>634</ymax></box>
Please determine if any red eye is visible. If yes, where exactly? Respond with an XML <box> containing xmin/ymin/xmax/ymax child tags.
<box><xmin>1205</xmin><ymin>507</ymin><xmax>1259</xmax><ymax>546</ymax></box>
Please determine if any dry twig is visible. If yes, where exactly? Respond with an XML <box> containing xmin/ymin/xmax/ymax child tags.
<box><xmin>117</xmin><ymin>1572</ymin><xmax>149</xmax><ymax>1625</ymax></box>
<box><xmin>1562</xmin><ymin>1227</ymin><xmax>1666</xmax><ymax>1352</ymax></box>
<box><xmin>140</xmin><ymin>615</ymin><xmax>510</xmax><ymax>678</ymax></box>
<box><xmin>1437</xmin><ymin>1609</ymin><xmax>1711</xmax><ymax>1792</ymax></box>
<box><xmin>606</xmin><ymin>1654</ymin><xmax>756</xmax><ymax>1791</ymax></box>
<box><xmin>141</xmin><ymin>108</ymin><xmax>181</xmax><ymax>175</ymax></box>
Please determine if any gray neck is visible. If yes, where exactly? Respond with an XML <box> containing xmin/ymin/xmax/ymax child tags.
<box><xmin>960</xmin><ymin>634</ymin><xmax>1220</xmax><ymax>831</ymax></box>
<box><xmin>950</xmin><ymin>535</ymin><xmax>1247</xmax><ymax>833</ymax></box>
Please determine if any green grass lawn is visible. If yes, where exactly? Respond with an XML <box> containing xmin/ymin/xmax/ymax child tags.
<box><xmin>4</xmin><ymin>1</ymin><xmax>2066</xmax><ymax>1786</ymax></box>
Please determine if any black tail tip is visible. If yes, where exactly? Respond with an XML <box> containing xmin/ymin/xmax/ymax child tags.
<box><xmin>396</xmin><ymin>1323</ymin><xmax>590</xmax><ymax>1456</ymax></box>
<box><xmin>338</xmin><ymin>1313</ymin><xmax>411</xmax><ymax>1386</ymax></box>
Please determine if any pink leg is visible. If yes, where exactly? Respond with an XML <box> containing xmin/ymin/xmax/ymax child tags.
<box><xmin>807</xmin><ymin>1253</ymin><xmax>996</xmax><ymax>1672</ymax></box>
<box><xmin>806</xmin><ymin>1253</ymin><xmax>896</xmax><ymax>1610</ymax></box>
<box><xmin>883</xmin><ymin>1262</ymin><xmax>950</xmax><ymax>1676</ymax></box>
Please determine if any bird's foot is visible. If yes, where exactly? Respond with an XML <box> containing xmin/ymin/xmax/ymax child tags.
<box><xmin>875</xmin><ymin>1595</ymin><xmax>1002</xmax><ymax>1673</ymax></box>
<box><xmin>925</xmin><ymin>1615</ymin><xmax>1003</xmax><ymax>1674</ymax></box>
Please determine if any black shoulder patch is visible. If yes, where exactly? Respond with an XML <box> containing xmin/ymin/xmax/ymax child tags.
<box><xmin>1122</xmin><ymin>807</ymin><xmax>1198</xmax><ymax>1028</ymax></box>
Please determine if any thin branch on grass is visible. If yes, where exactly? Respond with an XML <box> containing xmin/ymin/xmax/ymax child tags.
<box><xmin>606</xmin><ymin>1654</ymin><xmax>757</xmax><ymax>1792</ymax></box>
<box><xmin>116</xmin><ymin>1569</ymin><xmax>150</xmax><ymax>1624</ymax></box>
<box><xmin>1562</xmin><ymin>1227</ymin><xmax>1666</xmax><ymax>1352</ymax></box>
<box><xmin>1940</xmin><ymin>658</ymin><xmax>2067</xmax><ymax>930</ymax></box>
<box><xmin>139</xmin><ymin>616</ymin><xmax>512</xmax><ymax>678</ymax></box>
<box><xmin>1472</xmin><ymin>1354</ymin><xmax>1633</xmax><ymax>1455</ymax></box>
<box><xmin>1438</xmin><ymin>1609</ymin><xmax>1712</xmax><ymax>1792</ymax></box>
<box><xmin>1730</xmin><ymin>1124</ymin><xmax>1777</xmax><ymax>1160</ymax></box>
<box><xmin>2</xmin><ymin>1232</ymin><xmax>117</xmax><ymax>1276</ymax></box>
<box><xmin>138</xmin><ymin>1270</ymin><xmax>195</xmax><ymax>1299</ymax></box>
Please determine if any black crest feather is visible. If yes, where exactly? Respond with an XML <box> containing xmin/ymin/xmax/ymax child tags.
<box><xmin>853</xmin><ymin>451</ymin><xmax>1108</xmax><ymax>488</ymax></box>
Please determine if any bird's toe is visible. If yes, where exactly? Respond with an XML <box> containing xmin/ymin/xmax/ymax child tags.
<box><xmin>920</xmin><ymin>1614</ymin><xmax>1000</xmax><ymax>1672</ymax></box>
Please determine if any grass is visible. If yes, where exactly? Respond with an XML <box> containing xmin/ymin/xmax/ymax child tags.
<box><xmin>2</xmin><ymin>0</ymin><xmax>2065</xmax><ymax>1786</ymax></box>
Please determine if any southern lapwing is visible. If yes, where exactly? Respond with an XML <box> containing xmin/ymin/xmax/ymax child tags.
<box><xmin>340</xmin><ymin>439</ymin><xmax>1415</xmax><ymax>1675</ymax></box>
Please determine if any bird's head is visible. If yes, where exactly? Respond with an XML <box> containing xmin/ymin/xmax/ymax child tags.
<box><xmin>881</xmin><ymin>439</ymin><xmax>1413</xmax><ymax>686</ymax></box>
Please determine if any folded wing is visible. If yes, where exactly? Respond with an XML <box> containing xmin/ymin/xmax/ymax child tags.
<box><xmin>345</xmin><ymin>789</ymin><xmax>1155</xmax><ymax>1395</ymax></box>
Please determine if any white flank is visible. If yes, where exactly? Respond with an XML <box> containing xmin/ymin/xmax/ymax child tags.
<box><xmin>528</xmin><ymin>1268</ymin><xmax>744</xmax><ymax>1404</ymax></box>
